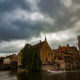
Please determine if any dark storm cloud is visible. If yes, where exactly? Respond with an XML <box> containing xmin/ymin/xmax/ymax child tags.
<box><xmin>38</xmin><ymin>0</ymin><xmax>63</xmax><ymax>17</ymax></box>
<box><xmin>0</xmin><ymin>0</ymin><xmax>80</xmax><ymax>55</ymax></box>
<box><xmin>0</xmin><ymin>0</ymin><xmax>30</xmax><ymax>12</ymax></box>
<box><xmin>0</xmin><ymin>18</ymin><xmax>50</xmax><ymax>41</ymax></box>
<box><xmin>0</xmin><ymin>0</ymin><xmax>80</xmax><ymax>42</ymax></box>
<box><xmin>39</xmin><ymin>0</ymin><xmax>80</xmax><ymax>32</ymax></box>
<box><xmin>39</xmin><ymin>0</ymin><xmax>80</xmax><ymax>30</ymax></box>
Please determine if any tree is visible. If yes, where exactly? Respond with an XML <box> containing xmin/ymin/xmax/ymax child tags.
<box><xmin>21</xmin><ymin>44</ymin><xmax>42</xmax><ymax>71</ymax></box>
<box><xmin>0</xmin><ymin>57</ymin><xmax>3</xmax><ymax>64</ymax></box>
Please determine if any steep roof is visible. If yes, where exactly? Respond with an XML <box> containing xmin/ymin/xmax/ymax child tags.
<box><xmin>33</xmin><ymin>41</ymin><xmax>45</xmax><ymax>51</ymax></box>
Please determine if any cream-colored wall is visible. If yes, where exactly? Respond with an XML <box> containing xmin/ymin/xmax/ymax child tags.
<box><xmin>59</xmin><ymin>60</ymin><xmax>65</xmax><ymax>69</ymax></box>
<box><xmin>3</xmin><ymin>58</ymin><xmax>10</xmax><ymax>64</ymax></box>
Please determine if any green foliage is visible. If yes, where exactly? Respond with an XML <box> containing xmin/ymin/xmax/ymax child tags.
<box><xmin>0</xmin><ymin>57</ymin><xmax>3</xmax><ymax>64</ymax></box>
<box><xmin>21</xmin><ymin>44</ymin><xmax>42</xmax><ymax>71</ymax></box>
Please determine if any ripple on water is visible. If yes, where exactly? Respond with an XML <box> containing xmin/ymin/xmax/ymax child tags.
<box><xmin>0</xmin><ymin>71</ymin><xmax>17</xmax><ymax>80</ymax></box>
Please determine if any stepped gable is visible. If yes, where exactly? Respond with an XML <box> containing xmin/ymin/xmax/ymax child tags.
<box><xmin>33</xmin><ymin>41</ymin><xmax>45</xmax><ymax>51</ymax></box>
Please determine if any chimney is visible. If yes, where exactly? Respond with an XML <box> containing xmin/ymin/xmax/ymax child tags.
<box><xmin>58</xmin><ymin>45</ymin><xmax>61</xmax><ymax>49</ymax></box>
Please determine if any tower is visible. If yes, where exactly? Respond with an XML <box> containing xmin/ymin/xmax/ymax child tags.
<box><xmin>45</xmin><ymin>36</ymin><xmax>47</xmax><ymax>41</ymax></box>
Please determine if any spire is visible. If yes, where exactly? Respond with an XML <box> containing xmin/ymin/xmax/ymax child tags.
<box><xmin>45</xmin><ymin>36</ymin><xmax>47</xmax><ymax>41</ymax></box>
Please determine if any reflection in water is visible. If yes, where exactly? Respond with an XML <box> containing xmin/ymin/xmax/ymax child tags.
<box><xmin>17</xmin><ymin>71</ymin><xmax>42</xmax><ymax>80</ymax></box>
<box><xmin>0</xmin><ymin>71</ymin><xmax>17</xmax><ymax>80</ymax></box>
<box><xmin>17</xmin><ymin>70</ymin><xmax>80</xmax><ymax>80</ymax></box>
<box><xmin>0</xmin><ymin>70</ymin><xmax>80</xmax><ymax>80</ymax></box>
<box><xmin>65</xmin><ymin>71</ymin><xmax>80</xmax><ymax>80</ymax></box>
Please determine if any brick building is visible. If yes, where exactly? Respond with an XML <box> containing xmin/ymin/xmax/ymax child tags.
<box><xmin>18</xmin><ymin>37</ymin><xmax>53</xmax><ymax>66</ymax></box>
<box><xmin>53</xmin><ymin>44</ymin><xmax>80</xmax><ymax>69</ymax></box>
<box><xmin>17</xmin><ymin>36</ymin><xmax>80</xmax><ymax>70</ymax></box>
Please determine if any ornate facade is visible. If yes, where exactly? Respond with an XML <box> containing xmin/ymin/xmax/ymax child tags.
<box><xmin>53</xmin><ymin>44</ymin><xmax>80</xmax><ymax>69</ymax></box>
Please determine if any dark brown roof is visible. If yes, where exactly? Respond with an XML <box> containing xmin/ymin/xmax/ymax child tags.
<box><xmin>33</xmin><ymin>41</ymin><xmax>45</xmax><ymax>51</ymax></box>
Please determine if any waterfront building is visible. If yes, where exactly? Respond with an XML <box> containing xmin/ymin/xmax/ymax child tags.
<box><xmin>53</xmin><ymin>44</ymin><xmax>80</xmax><ymax>69</ymax></box>
<box><xmin>18</xmin><ymin>37</ymin><xmax>53</xmax><ymax>66</ymax></box>
<box><xmin>3</xmin><ymin>54</ymin><xmax>18</xmax><ymax>65</ymax></box>
<box><xmin>3</xmin><ymin>56</ymin><xmax>12</xmax><ymax>64</ymax></box>
<box><xmin>33</xmin><ymin>37</ymin><xmax>53</xmax><ymax>64</ymax></box>
<box><xmin>10</xmin><ymin>54</ymin><xmax>18</xmax><ymax>65</ymax></box>
<box><xmin>54</xmin><ymin>55</ymin><xmax>65</xmax><ymax>70</ymax></box>
<box><xmin>17</xmin><ymin>36</ymin><xmax>80</xmax><ymax>70</ymax></box>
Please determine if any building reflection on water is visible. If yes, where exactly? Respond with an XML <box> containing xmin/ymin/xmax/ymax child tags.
<box><xmin>17</xmin><ymin>71</ymin><xmax>80</xmax><ymax>80</ymax></box>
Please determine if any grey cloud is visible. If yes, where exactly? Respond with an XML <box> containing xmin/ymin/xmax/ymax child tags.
<box><xmin>0</xmin><ymin>0</ymin><xmax>30</xmax><ymax>12</ymax></box>
<box><xmin>0</xmin><ymin>0</ymin><xmax>80</xmax><ymax>54</ymax></box>
<box><xmin>0</xmin><ymin>40</ymin><xmax>26</xmax><ymax>53</ymax></box>
<box><xmin>38</xmin><ymin>0</ymin><xmax>63</xmax><ymax>17</ymax></box>
<box><xmin>38</xmin><ymin>0</ymin><xmax>80</xmax><ymax>31</ymax></box>
<box><xmin>0</xmin><ymin>46</ymin><xmax>18</xmax><ymax>53</ymax></box>
<box><xmin>0</xmin><ymin>0</ymin><xmax>80</xmax><ymax>41</ymax></box>
<box><xmin>51</xmin><ymin>38</ymin><xmax>78</xmax><ymax>49</ymax></box>
<box><xmin>73</xmin><ymin>0</ymin><xmax>80</xmax><ymax>4</ymax></box>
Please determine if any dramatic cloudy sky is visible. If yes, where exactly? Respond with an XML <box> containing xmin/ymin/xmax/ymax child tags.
<box><xmin>0</xmin><ymin>0</ymin><xmax>80</xmax><ymax>56</ymax></box>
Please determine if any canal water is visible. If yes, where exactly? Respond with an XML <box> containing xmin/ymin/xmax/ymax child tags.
<box><xmin>0</xmin><ymin>70</ymin><xmax>80</xmax><ymax>80</ymax></box>
<box><xmin>0</xmin><ymin>71</ymin><xmax>17</xmax><ymax>80</ymax></box>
